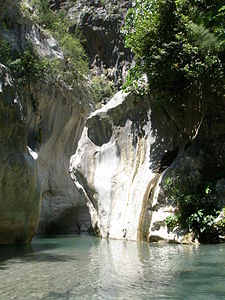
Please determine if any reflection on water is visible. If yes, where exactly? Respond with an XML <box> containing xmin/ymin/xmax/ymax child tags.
<box><xmin>0</xmin><ymin>235</ymin><xmax>225</xmax><ymax>299</ymax></box>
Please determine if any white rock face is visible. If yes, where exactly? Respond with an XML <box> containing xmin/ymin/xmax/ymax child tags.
<box><xmin>24</xmin><ymin>81</ymin><xmax>94</xmax><ymax>234</ymax></box>
<box><xmin>70</xmin><ymin>91</ymin><xmax>191</xmax><ymax>242</ymax></box>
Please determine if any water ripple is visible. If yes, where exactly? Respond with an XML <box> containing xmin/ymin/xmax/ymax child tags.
<box><xmin>0</xmin><ymin>235</ymin><xmax>225</xmax><ymax>299</ymax></box>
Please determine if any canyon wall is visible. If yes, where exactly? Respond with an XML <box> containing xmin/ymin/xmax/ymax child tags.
<box><xmin>1</xmin><ymin>0</ymin><xmax>224</xmax><ymax>244</ymax></box>
<box><xmin>70</xmin><ymin>89</ymin><xmax>225</xmax><ymax>243</ymax></box>
<box><xmin>25</xmin><ymin>80</ymin><xmax>94</xmax><ymax>234</ymax></box>
<box><xmin>0</xmin><ymin>64</ymin><xmax>40</xmax><ymax>244</ymax></box>
<box><xmin>0</xmin><ymin>0</ymin><xmax>95</xmax><ymax>242</ymax></box>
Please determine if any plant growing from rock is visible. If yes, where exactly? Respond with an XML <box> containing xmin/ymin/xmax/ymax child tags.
<box><xmin>29</xmin><ymin>0</ymin><xmax>89</xmax><ymax>76</ymax></box>
<box><xmin>0</xmin><ymin>39</ymin><xmax>14</xmax><ymax>67</ymax></box>
<box><xmin>10</xmin><ymin>48</ymin><xmax>47</xmax><ymax>83</ymax></box>
<box><xmin>91</xmin><ymin>76</ymin><xmax>115</xmax><ymax>104</ymax></box>
<box><xmin>165</xmin><ymin>214</ymin><xmax>179</xmax><ymax>230</ymax></box>
<box><xmin>164</xmin><ymin>174</ymin><xmax>221</xmax><ymax>242</ymax></box>
<box><xmin>0</xmin><ymin>38</ymin><xmax>59</xmax><ymax>91</ymax></box>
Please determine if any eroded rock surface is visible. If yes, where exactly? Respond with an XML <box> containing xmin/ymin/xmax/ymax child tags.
<box><xmin>69</xmin><ymin>0</ymin><xmax>132</xmax><ymax>85</ymax></box>
<box><xmin>25</xmin><ymin>81</ymin><xmax>94</xmax><ymax>234</ymax></box>
<box><xmin>0</xmin><ymin>64</ymin><xmax>40</xmax><ymax>245</ymax></box>
<box><xmin>0</xmin><ymin>0</ymin><xmax>94</xmax><ymax>237</ymax></box>
<box><xmin>70</xmin><ymin>86</ymin><xmax>225</xmax><ymax>243</ymax></box>
<box><xmin>69</xmin><ymin>91</ymin><xmax>202</xmax><ymax>241</ymax></box>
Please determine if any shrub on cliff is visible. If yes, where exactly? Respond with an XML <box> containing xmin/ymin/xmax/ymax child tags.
<box><xmin>164</xmin><ymin>175</ymin><xmax>221</xmax><ymax>242</ymax></box>
<box><xmin>123</xmin><ymin>0</ymin><xmax>225</xmax><ymax>101</ymax></box>
<box><xmin>0</xmin><ymin>39</ymin><xmax>13</xmax><ymax>66</ymax></box>
<box><xmin>0</xmin><ymin>39</ymin><xmax>55</xmax><ymax>84</ymax></box>
<box><xmin>29</xmin><ymin>0</ymin><xmax>88</xmax><ymax>75</ymax></box>
<box><xmin>10</xmin><ymin>48</ymin><xmax>47</xmax><ymax>82</ymax></box>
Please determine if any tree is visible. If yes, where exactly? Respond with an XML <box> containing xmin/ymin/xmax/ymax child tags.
<box><xmin>123</xmin><ymin>0</ymin><xmax>225</xmax><ymax>101</ymax></box>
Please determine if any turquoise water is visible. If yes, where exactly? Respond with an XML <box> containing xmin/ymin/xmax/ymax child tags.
<box><xmin>0</xmin><ymin>235</ymin><xmax>225</xmax><ymax>299</ymax></box>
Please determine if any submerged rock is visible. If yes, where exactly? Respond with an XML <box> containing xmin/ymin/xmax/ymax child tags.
<box><xmin>0</xmin><ymin>64</ymin><xmax>40</xmax><ymax>245</ymax></box>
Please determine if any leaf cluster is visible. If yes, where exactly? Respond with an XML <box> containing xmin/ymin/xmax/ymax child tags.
<box><xmin>28</xmin><ymin>0</ymin><xmax>88</xmax><ymax>76</ymax></box>
<box><xmin>0</xmin><ymin>39</ymin><xmax>55</xmax><ymax>84</ymax></box>
<box><xmin>164</xmin><ymin>175</ymin><xmax>220</xmax><ymax>237</ymax></box>
<box><xmin>216</xmin><ymin>216</ymin><xmax>225</xmax><ymax>235</ymax></box>
<box><xmin>91</xmin><ymin>76</ymin><xmax>115</xmax><ymax>103</ymax></box>
<box><xmin>165</xmin><ymin>214</ymin><xmax>179</xmax><ymax>229</ymax></box>
<box><xmin>123</xmin><ymin>0</ymin><xmax>225</xmax><ymax>101</ymax></box>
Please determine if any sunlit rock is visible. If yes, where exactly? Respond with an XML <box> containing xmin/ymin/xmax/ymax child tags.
<box><xmin>70</xmin><ymin>90</ymin><xmax>200</xmax><ymax>242</ymax></box>
<box><xmin>24</xmin><ymin>80</ymin><xmax>94</xmax><ymax>234</ymax></box>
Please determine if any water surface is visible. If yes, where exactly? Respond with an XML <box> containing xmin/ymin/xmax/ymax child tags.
<box><xmin>0</xmin><ymin>235</ymin><xmax>225</xmax><ymax>299</ymax></box>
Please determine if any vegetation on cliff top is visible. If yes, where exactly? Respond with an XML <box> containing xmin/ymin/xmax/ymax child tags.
<box><xmin>28</xmin><ymin>0</ymin><xmax>89</xmax><ymax>76</ymax></box>
<box><xmin>0</xmin><ymin>39</ymin><xmax>52</xmax><ymax>84</ymax></box>
<box><xmin>0</xmin><ymin>2</ymin><xmax>88</xmax><ymax>86</ymax></box>
<box><xmin>123</xmin><ymin>0</ymin><xmax>225</xmax><ymax>101</ymax></box>
<box><xmin>18</xmin><ymin>0</ymin><xmax>113</xmax><ymax>102</ymax></box>
<box><xmin>124</xmin><ymin>0</ymin><xmax>225</xmax><ymax>241</ymax></box>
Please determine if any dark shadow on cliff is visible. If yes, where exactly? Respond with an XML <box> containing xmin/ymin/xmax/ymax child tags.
<box><xmin>39</xmin><ymin>205</ymin><xmax>93</xmax><ymax>235</ymax></box>
<box><xmin>87</xmin><ymin>93</ymin><xmax>150</xmax><ymax>147</ymax></box>
<box><xmin>149</xmin><ymin>104</ymin><xmax>188</xmax><ymax>173</ymax></box>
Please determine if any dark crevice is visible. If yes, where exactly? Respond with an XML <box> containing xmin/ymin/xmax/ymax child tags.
<box><xmin>159</xmin><ymin>147</ymin><xmax>178</xmax><ymax>172</ymax></box>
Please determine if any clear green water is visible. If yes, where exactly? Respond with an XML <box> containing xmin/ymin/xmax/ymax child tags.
<box><xmin>0</xmin><ymin>235</ymin><xmax>225</xmax><ymax>300</ymax></box>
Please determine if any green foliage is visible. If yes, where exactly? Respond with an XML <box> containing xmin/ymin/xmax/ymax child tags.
<box><xmin>186</xmin><ymin>210</ymin><xmax>216</xmax><ymax>234</ymax></box>
<box><xmin>123</xmin><ymin>0</ymin><xmax>225</xmax><ymax>100</ymax></box>
<box><xmin>10</xmin><ymin>48</ymin><xmax>47</xmax><ymax>83</ymax></box>
<box><xmin>216</xmin><ymin>218</ymin><xmax>225</xmax><ymax>234</ymax></box>
<box><xmin>2</xmin><ymin>1</ymin><xmax>89</xmax><ymax>87</ymax></box>
<box><xmin>19</xmin><ymin>1</ymin><xmax>32</xmax><ymax>18</ymax></box>
<box><xmin>122</xmin><ymin>67</ymin><xmax>149</xmax><ymax>95</ymax></box>
<box><xmin>0</xmin><ymin>39</ymin><xmax>13</xmax><ymax>66</ymax></box>
<box><xmin>164</xmin><ymin>174</ymin><xmax>220</xmax><ymax>237</ymax></box>
<box><xmin>30</xmin><ymin>0</ymin><xmax>56</xmax><ymax>29</ymax></box>
<box><xmin>165</xmin><ymin>214</ymin><xmax>179</xmax><ymax>229</ymax></box>
<box><xmin>215</xmin><ymin>207</ymin><xmax>225</xmax><ymax>234</ymax></box>
<box><xmin>30</xmin><ymin>0</ymin><xmax>88</xmax><ymax>76</ymax></box>
<box><xmin>91</xmin><ymin>76</ymin><xmax>115</xmax><ymax>103</ymax></box>
<box><xmin>0</xmin><ymin>39</ymin><xmax>54</xmax><ymax>84</ymax></box>
<box><xmin>59</xmin><ymin>34</ymin><xmax>88</xmax><ymax>75</ymax></box>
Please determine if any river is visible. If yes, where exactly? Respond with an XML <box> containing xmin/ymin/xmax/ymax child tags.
<box><xmin>0</xmin><ymin>235</ymin><xmax>225</xmax><ymax>299</ymax></box>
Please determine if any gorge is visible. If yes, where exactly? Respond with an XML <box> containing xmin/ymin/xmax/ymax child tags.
<box><xmin>1</xmin><ymin>0</ymin><xmax>225</xmax><ymax>299</ymax></box>
<box><xmin>0</xmin><ymin>0</ymin><xmax>225</xmax><ymax>246</ymax></box>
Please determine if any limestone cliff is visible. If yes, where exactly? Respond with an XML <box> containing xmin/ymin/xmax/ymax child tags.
<box><xmin>67</xmin><ymin>0</ymin><xmax>225</xmax><ymax>244</ymax></box>
<box><xmin>0</xmin><ymin>0</ymin><xmax>94</xmax><ymax>240</ymax></box>
<box><xmin>68</xmin><ymin>0</ymin><xmax>132</xmax><ymax>86</ymax></box>
<box><xmin>0</xmin><ymin>64</ymin><xmax>40</xmax><ymax>245</ymax></box>
<box><xmin>70</xmin><ymin>89</ymin><xmax>225</xmax><ymax>243</ymax></box>
<box><xmin>25</xmin><ymin>80</ymin><xmax>93</xmax><ymax>234</ymax></box>
<box><xmin>1</xmin><ymin>0</ymin><xmax>224</xmax><ymax>245</ymax></box>
<box><xmin>69</xmin><ymin>91</ymin><xmax>190</xmax><ymax>241</ymax></box>
<box><xmin>0</xmin><ymin>0</ymin><xmax>132</xmax><ymax>242</ymax></box>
